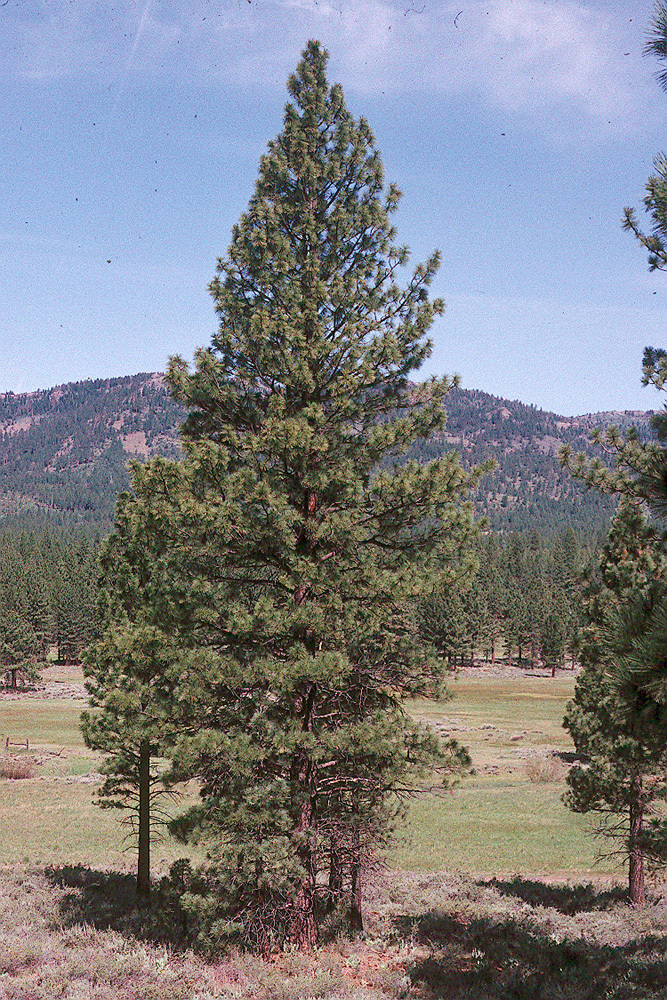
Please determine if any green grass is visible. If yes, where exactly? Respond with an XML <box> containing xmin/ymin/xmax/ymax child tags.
<box><xmin>1</xmin><ymin>698</ymin><xmax>87</xmax><ymax>751</ymax></box>
<box><xmin>0</xmin><ymin>780</ymin><xmax>200</xmax><ymax>873</ymax></box>
<box><xmin>0</xmin><ymin>678</ymin><xmax>200</xmax><ymax>874</ymax></box>
<box><xmin>0</xmin><ymin>667</ymin><xmax>623</xmax><ymax>883</ymax></box>
<box><xmin>410</xmin><ymin>673</ymin><xmax>576</xmax><ymax>745</ymax></box>
<box><xmin>395</xmin><ymin>778</ymin><xmax>599</xmax><ymax>878</ymax></box>
<box><xmin>0</xmin><ymin>780</ymin><xmax>126</xmax><ymax>867</ymax></box>
<box><xmin>396</xmin><ymin>672</ymin><xmax>619</xmax><ymax>879</ymax></box>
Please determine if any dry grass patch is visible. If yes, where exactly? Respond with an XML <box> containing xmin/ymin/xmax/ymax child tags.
<box><xmin>524</xmin><ymin>755</ymin><xmax>569</xmax><ymax>783</ymax></box>
<box><xmin>3</xmin><ymin>865</ymin><xmax>667</xmax><ymax>998</ymax></box>
<box><xmin>0</xmin><ymin>756</ymin><xmax>38</xmax><ymax>780</ymax></box>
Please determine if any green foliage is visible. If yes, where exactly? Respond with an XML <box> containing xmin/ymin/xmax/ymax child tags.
<box><xmin>82</xmin><ymin>486</ymin><xmax>186</xmax><ymax>899</ymax></box>
<box><xmin>136</xmin><ymin>40</ymin><xmax>483</xmax><ymax>949</ymax></box>
<box><xmin>419</xmin><ymin>528</ymin><xmax>591</xmax><ymax>673</ymax></box>
<box><xmin>564</xmin><ymin>501</ymin><xmax>667</xmax><ymax>902</ymax></box>
<box><xmin>0</xmin><ymin>528</ymin><xmax>100</xmax><ymax>686</ymax></box>
<box><xmin>0</xmin><ymin>610</ymin><xmax>41</xmax><ymax>689</ymax></box>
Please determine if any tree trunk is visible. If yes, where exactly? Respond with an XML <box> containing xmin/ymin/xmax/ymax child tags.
<box><xmin>293</xmin><ymin>878</ymin><xmax>318</xmax><ymax>948</ymax></box>
<box><xmin>348</xmin><ymin>826</ymin><xmax>363</xmax><ymax>932</ymax></box>
<box><xmin>291</xmin><ymin>687</ymin><xmax>318</xmax><ymax>949</ymax></box>
<box><xmin>629</xmin><ymin>774</ymin><xmax>646</xmax><ymax>906</ymax></box>
<box><xmin>329</xmin><ymin>841</ymin><xmax>343</xmax><ymax>904</ymax></box>
<box><xmin>137</xmin><ymin>739</ymin><xmax>151</xmax><ymax>903</ymax></box>
<box><xmin>293</xmin><ymin>790</ymin><xmax>318</xmax><ymax>948</ymax></box>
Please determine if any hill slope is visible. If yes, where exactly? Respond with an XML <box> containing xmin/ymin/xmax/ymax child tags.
<box><xmin>0</xmin><ymin>374</ymin><xmax>183</xmax><ymax>531</ymax></box>
<box><xmin>434</xmin><ymin>387</ymin><xmax>653</xmax><ymax>533</ymax></box>
<box><xmin>0</xmin><ymin>374</ymin><xmax>652</xmax><ymax>534</ymax></box>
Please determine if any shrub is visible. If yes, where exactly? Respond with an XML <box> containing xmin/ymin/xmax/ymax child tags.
<box><xmin>0</xmin><ymin>757</ymin><xmax>37</xmax><ymax>779</ymax></box>
<box><xmin>524</xmin><ymin>756</ymin><xmax>566</xmax><ymax>783</ymax></box>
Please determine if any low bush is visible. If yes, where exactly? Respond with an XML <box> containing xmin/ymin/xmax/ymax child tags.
<box><xmin>0</xmin><ymin>756</ymin><xmax>37</xmax><ymax>779</ymax></box>
<box><xmin>524</xmin><ymin>755</ymin><xmax>567</xmax><ymax>783</ymax></box>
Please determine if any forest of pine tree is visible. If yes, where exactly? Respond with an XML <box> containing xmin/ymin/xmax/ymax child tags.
<box><xmin>6</xmin><ymin>15</ymin><xmax>667</xmax><ymax>972</ymax></box>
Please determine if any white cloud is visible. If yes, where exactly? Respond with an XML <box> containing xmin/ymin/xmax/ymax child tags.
<box><xmin>314</xmin><ymin>0</ymin><xmax>655</xmax><ymax>134</ymax></box>
<box><xmin>0</xmin><ymin>0</ymin><xmax>658</xmax><ymax>135</ymax></box>
<box><xmin>444</xmin><ymin>1</ymin><xmax>645</xmax><ymax>121</ymax></box>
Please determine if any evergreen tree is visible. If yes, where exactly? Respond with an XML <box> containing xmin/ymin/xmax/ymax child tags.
<box><xmin>461</xmin><ymin>583</ymin><xmax>491</xmax><ymax>667</ymax></box>
<box><xmin>54</xmin><ymin>535</ymin><xmax>101</xmax><ymax>664</ymax></box>
<box><xmin>419</xmin><ymin>581</ymin><xmax>471</xmax><ymax>669</ymax></box>
<box><xmin>81</xmin><ymin>487</ymin><xmax>185</xmax><ymax>901</ymax></box>
<box><xmin>477</xmin><ymin>535</ymin><xmax>505</xmax><ymax>665</ymax></box>
<box><xmin>560</xmin><ymin>5</ymin><xmax>667</xmax><ymax>901</ymax></box>
<box><xmin>153</xmin><ymin>41</ymin><xmax>481</xmax><ymax>949</ymax></box>
<box><xmin>540</xmin><ymin>603</ymin><xmax>566</xmax><ymax>677</ymax></box>
<box><xmin>0</xmin><ymin>608</ymin><xmax>41</xmax><ymax>689</ymax></box>
<box><xmin>564</xmin><ymin>501</ymin><xmax>667</xmax><ymax>904</ymax></box>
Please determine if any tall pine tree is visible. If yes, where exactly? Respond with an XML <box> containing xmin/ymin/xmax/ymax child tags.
<box><xmin>154</xmin><ymin>41</ymin><xmax>481</xmax><ymax>949</ymax></box>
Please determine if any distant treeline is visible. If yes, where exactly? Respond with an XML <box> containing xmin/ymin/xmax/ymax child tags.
<box><xmin>0</xmin><ymin>529</ymin><xmax>100</xmax><ymax>687</ymax></box>
<box><xmin>0</xmin><ymin>522</ymin><xmax>606</xmax><ymax>688</ymax></box>
<box><xmin>420</xmin><ymin>525</ymin><xmax>605</xmax><ymax>671</ymax></box>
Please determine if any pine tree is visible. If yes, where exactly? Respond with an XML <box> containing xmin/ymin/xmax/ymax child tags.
<box><xmin>419</xmin><ymin>582</ymin><xmax>471</xmax><ymax>669</ymax></box>
<box><xmin>564</xmin><ymin>500</ymin><xmax>667</xmax><ymax>904</ymax></box>
<box><xmin>477</xmin><ymin>535</ymin><xmax>506</xmax><ymax>665</ymax></box>
<box><xmin>560</xmin><ymin>6</ymin><xmax>667</xmax><ymax>901</ymax></box>
<box><xmin>54</xmin><ymin>535</ymin><xmax>101</xmax><ymax>664</ymax></box>
<box><xmin>156</xmin><ymin>41</ymin><xmax>480</xmax><ymax>949</ymax></box>
<box><xmin>82</xmin><ymin>484</ymin><xmax>186</xmax><ymax>901</ymax></box>
<box><xmin>0</xmin><ymin>607</ymin><xmax>41</xmax><ymax>690</ymax></box>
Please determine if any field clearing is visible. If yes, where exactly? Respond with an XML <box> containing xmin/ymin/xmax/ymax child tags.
<box><xmin>0</xmin><ymin>665</ymin><xmax>624</xmax><ymax>885</ymax></box>
<box><xmin>0</xmin><ymin>667</ymin><xmax>200</xmax><ymax>875</ymax></box>
<box><xmin>401</xmin><ymin>671</ymin><xmax>621</xmax><ymax>880</ymax></box>
<box><xmin>3</xmin><ymin>667</ymin><xmax>667</xmax><ymax>998</ymax></box>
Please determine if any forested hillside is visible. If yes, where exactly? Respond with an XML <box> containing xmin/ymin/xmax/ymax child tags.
<box><xmin>0</xmin><ymin>373</ymin><xmax>651</xmax><ymax>533</ymax></box>
<box><xmin>0</xmin><ymin>374</ymin><xmax>182</xmax><ymax>530</ymax></box>
<box><xmin>435</xmin><ymin>388</ymin><xmax>652</xmax><ymax>533</ymax></box>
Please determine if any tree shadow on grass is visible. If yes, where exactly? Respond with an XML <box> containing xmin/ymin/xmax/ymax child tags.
<box><xmin>43</xmin><ymin>865</ymin><xmax>188</xmax><ymax>949</ymax></box>
<box><xmin>482</xmin><ymin>876</ymin><xmax>627</xmax><ymax>914</ymax></box>
<box><xmin>399</xmin><ymin>909</ymin><xmax>667</xmax><ymax>1000</ymax></box>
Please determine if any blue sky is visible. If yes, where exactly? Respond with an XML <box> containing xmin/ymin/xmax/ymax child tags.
<box><xmin>1</xmin><ymin>0</ymin><xmax>667</xmax><ymax>415</ymax></box>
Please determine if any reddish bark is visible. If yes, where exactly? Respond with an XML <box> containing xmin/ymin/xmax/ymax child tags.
<box><xmin>629</xmin><ymin>774</ymin><xmax>646</xmax><ymax>906</ymax></box>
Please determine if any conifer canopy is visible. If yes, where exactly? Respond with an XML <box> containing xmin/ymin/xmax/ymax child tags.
<box><xmin>90</xmin><ymin>41</ymin><xmax>481</xmax><ymax>950</ymax></box>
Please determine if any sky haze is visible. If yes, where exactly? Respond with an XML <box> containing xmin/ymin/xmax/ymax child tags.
<box><xmin>1</xmin><ymin>0</ymin><xmax>666</xmax><ymax>416</ymax></box>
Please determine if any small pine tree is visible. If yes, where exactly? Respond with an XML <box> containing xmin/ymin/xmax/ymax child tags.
<box><xmin>0</xmin><ymin>608</ymin><xmax>41</xmax><ymax>690</ymax></box>
<box><xmin>564</xmin><ymin>500</ymin><xmax>667</xmax><ymax>904</ymax></box>
<box><xmin>82</xmin><ymin>486</ymin><xmax>185</xmax><ymax>901</ymax></box>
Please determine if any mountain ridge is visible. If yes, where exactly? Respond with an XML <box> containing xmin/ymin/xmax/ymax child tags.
<box><xmin>0</xmin><ymin>373</ymin><xmax>653</xmax><ymax>535</ymax></box>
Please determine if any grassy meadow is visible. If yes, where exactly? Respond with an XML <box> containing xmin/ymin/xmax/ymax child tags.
<box><xmin>3</xmin><ymin>664</ymin><xmax>667</xmax><ymax>999</ymax></box>
<box><xmin>401</xmin><ymin>673</ymin><xmax>604</xmax><ymax>880</ymax></box>
<box><xmin>0</xmin><ymin>665</ymin><xmax>600</xmax><ymax>880</ymax></box>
